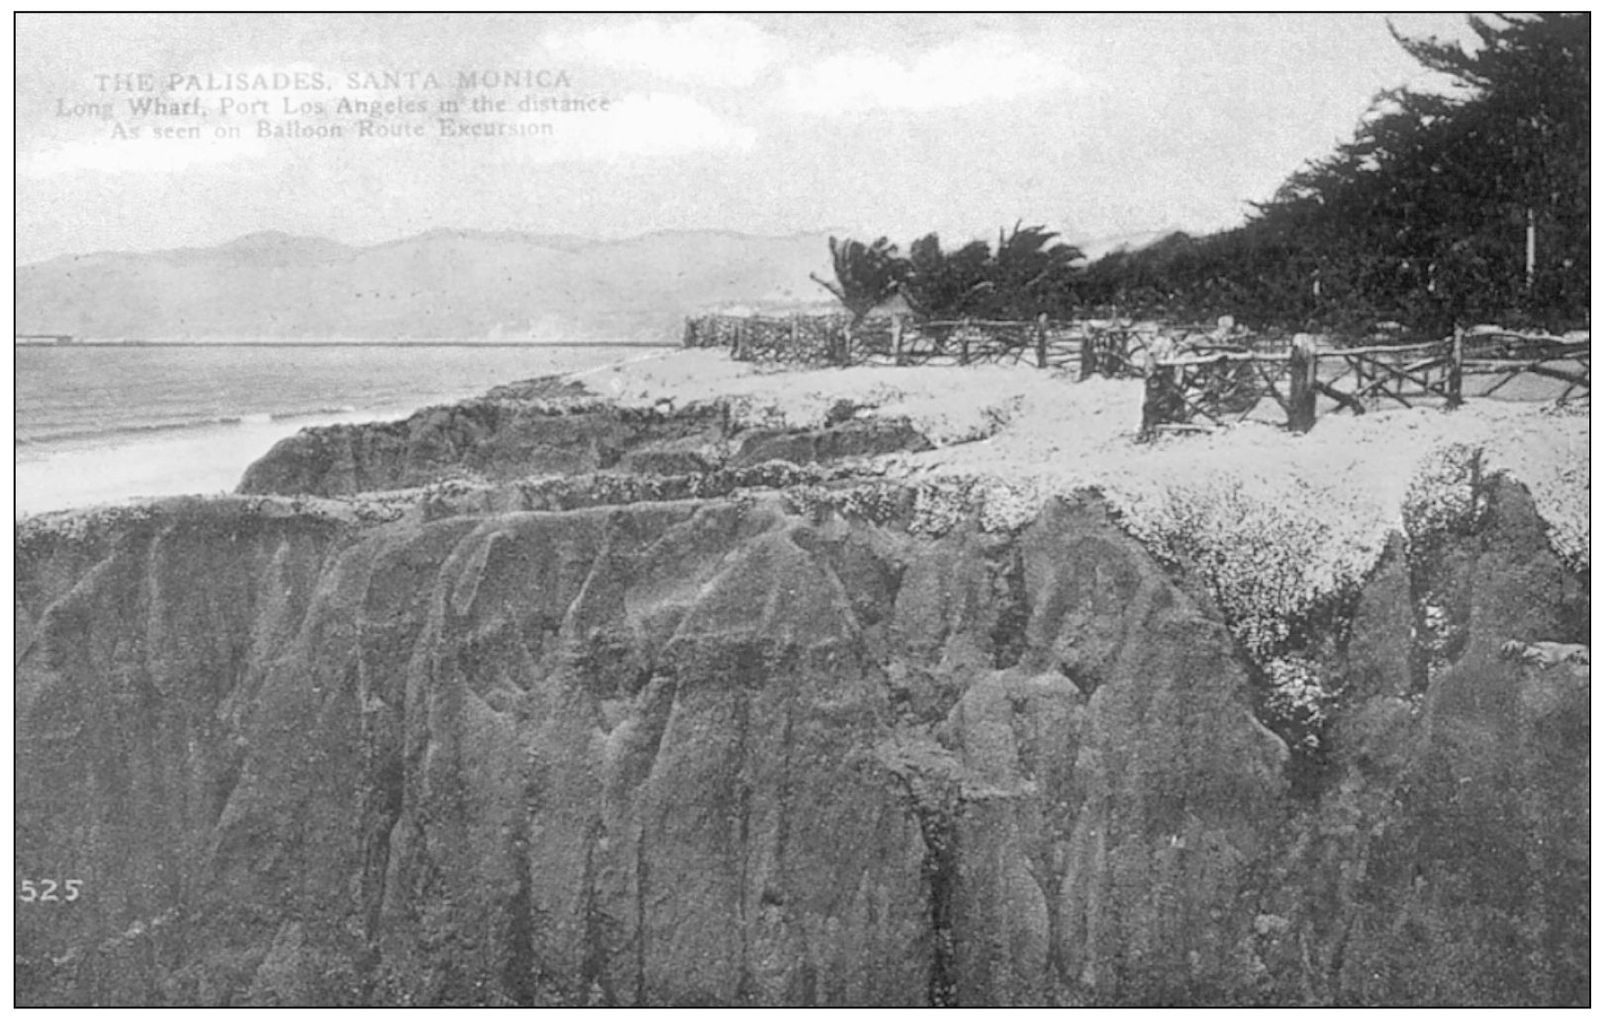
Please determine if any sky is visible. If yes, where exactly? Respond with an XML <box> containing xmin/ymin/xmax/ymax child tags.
<box><xmin>15</xmin><ymin>12</ymin><xmax>1481</xmax><ymax>265</ymax></box>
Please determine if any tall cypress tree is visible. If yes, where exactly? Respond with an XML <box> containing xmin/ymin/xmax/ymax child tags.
<box><xmin>1082</xmin><ymin>14</ymin><xmax>1589</xmax><ymax>333</ymax></box>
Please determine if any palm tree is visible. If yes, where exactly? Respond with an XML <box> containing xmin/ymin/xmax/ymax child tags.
<box><xmin>901</xmin><ymin>233</ymin><xmax>993</xmax><ymax>321</ymax></box>
<box><xmin>810</xmin><ymin>236</ymin><xmax>907</xmax><ymax>325</ymax></box>
<box><xmin>984</xmin><ymin>221</ymin><xmax>1084</xmax><ymax>319</ymax></box>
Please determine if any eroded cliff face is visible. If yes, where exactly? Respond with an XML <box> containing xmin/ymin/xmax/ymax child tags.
<box><xmin>15</xmin><ymin>408</ymin><xmax>1588</xmax><ymax>1006</ymax></box>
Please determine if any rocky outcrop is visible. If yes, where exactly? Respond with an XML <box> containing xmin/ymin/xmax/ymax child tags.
<box><xmin>236</xmin><ymin>388</ymin><xmax>932</xmax><ymax>498</ymax></box>
<box><xmin>14</xmin><ymin>407</ymin><xmax>1589</xmax><ymax>1006</ymax></box>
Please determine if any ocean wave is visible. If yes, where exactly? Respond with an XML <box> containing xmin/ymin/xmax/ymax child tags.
<box><xmin>270</xmin><ymin>405</ymin><xmax>358</xmax><ymax>421</ymax></box>
<box><xmin>16</xmin><ymin>405</ymin><xmax>362</xmax><ymax>446</ymax></box>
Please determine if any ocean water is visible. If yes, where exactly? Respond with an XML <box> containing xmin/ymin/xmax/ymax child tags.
<box><xmin>15</xmin><ymin>343</ymin><xmax>672</xmax><ymax>517</ymax></box>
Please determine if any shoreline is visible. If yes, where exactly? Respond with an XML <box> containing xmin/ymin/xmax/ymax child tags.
<box><xmin>15</xmin><ymin>344</ymin><xmax>680</xmax><ymax>519</ymax></box>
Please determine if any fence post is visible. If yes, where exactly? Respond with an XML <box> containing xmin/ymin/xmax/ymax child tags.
<box><xmin>1446</xmin><ymin>325</ymin><xmax>1464</xmax><ymax>409</ymax></box>
<box><xmin>1140</xmin><ymin>350</ymin><xmax>1155</xmax><ymax>435</ymax></box>
<box><xmin>960</xmin><ymin>317</ymin><xmax>972</xmax><ymax>365</ymax></box>
<box><xmin>1140</xmin><ymin>350</ymin><xmax>1173</xmax><ymax>436</ymax></box>
<box><xmin>892</xmin><ymin>315</ymin><xmax>904</xmax><ymax>366</ymax></box>
<box><xmin>1035</xmin><ymin>313</ymin><xmax>1049</xmax><ymax>368</ymax></box>
<box><xmin>1287</xmin><ymin>333</ymin><xmax>1318</xmax><ymax>433</ymax></box>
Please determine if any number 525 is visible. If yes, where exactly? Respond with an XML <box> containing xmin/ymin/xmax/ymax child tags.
<box><xmin>17</xmin><ymin>879</ymin><xmax>83</xmax><ymax>903</ymax></box>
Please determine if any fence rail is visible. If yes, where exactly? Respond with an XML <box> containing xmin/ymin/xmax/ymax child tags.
<box><xmin>684</xmin><ymin>312</ymin><xmax>1247</xmax><ymax>378</ymax></box>
<box><xmin>1143</xmin><ymin>329</ymin><xmax>1590</xmax><ymax>434</ymax></box>
<box><xmin>685</xmin><ymin>313</ymin><xmax>1588</xmax><ymax>434</ymax></box>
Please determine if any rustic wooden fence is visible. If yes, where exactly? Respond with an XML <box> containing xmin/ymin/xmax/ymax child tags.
<box><xmin>684</xmin><ymin>314</ymin><xmax>1588</xmax><ymax>435</ymax></box>
<box><xmin>684</xmin><ymin>312</ymin><xmax>1258</xmax><ymax>379</ymax></box>
<box><xmin>1142</xmin><ymin>328</ymin><xmax>1590</xmax><ymax>434</ymax></box>
<box><xmin>683</xmin><ymin>313</ymin><xmax>847</xmax><ymax>364</ymax></box>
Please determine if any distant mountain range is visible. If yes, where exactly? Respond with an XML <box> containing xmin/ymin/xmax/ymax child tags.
<box><xmin>14</xmin><ymin>229</ymin><xmax>839</xmax><ymax>342</ymax></box>
<box><xmin>16</xmin><ymin>225</ymin><xmax>1188</xmax><ymax>343</ymax></box>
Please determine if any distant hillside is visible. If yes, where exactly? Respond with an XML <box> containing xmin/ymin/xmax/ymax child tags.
<box><xmin>15</xmin><ymin>229</ymin><xmax>835</xmax><ymax>342</ymax></box>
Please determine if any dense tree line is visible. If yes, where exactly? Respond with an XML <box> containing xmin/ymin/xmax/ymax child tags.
<box><xmin>819</xmin><ymin>15</ymin><xmax>1588</xmax><ymax>336</ymax></box>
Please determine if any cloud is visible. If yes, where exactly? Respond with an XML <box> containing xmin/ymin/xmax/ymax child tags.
<box><xmin>783</xmin><ymin>33</ymin><xmax>1076</xmax><ymax>114</ymax></box>
<box><xmin>18</xmin><ymin>135</ymin><xmax>266</xmax><ymax>177</ymax></box>
<box><xmin>541</xmin><ymin>93</ymin><xmax>756</xmax><ymax>160</ymax></box>
<box><xmin>544</xmin><ymin>15</ymin><xmax>783</xmax><ymax>87</ymax></box>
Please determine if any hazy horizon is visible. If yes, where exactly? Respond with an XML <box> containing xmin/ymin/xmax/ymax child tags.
<box><xmin>19</xmin><ymin>222</ymin><xmax>1190</xmax><ymax>269</ymax></box>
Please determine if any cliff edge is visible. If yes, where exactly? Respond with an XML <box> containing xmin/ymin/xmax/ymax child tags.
<box><xmin>15</xmin><ymin>351</ymin><xmax>1589</xmax><ymax>1005</ymax></box>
